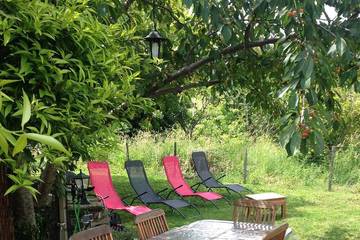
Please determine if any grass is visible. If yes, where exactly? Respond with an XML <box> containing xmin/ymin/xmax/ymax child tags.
<box><xmin>109</xmin><ymin>174</ymin><xmax>360</xmax><ymax>240</ymax></box>
<box><xmin>86</xmin><ymin>131</ymin><xmax>360</xmax><ymax>239</ymax></box>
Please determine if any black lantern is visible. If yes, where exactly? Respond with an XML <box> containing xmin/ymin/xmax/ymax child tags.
<box><xmin>73</xmin><ymin>170</ymin><xmax>90</xmax><ymax>205</ymax></box>
<box><xmin>144</xmin><ymin>29</ymin><xmax>165</xmax><ymax>58</ymax></box>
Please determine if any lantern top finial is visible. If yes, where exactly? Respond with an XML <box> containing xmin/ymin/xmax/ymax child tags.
<box><xmin>144</xmin><ymin>29</ymin><xmax>165</xmax><ymax>42</ymax></box>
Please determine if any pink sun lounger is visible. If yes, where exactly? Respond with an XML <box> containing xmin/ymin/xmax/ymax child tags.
<box><xmin>162</xmin><ymin>156</ymin><xmax>223</xmax><ymax>205</ymax></box>
<box><xmin>87</xmin><ymin>161</ymin><xmax>151</xmax><ymax>216</ymax></box>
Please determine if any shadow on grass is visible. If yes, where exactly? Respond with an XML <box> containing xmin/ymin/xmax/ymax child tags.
<box><xmin>314</xmin><ymin>225</ymin><xmax>357</xmax><ymax>240</ymax></box>
<box><xmin>111</xmin><ymin>174</ymin><xmax>237</xmax><ymax>227</ymax></box>
<box><xmin>286</xmin><ymin>195</ymin><xmax>316</xmax><ymax>219</ymax></box>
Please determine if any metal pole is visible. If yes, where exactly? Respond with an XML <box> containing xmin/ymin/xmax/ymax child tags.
<box><xmin>59</xmin><ymin>195</ymin><xmax>67</xmax><ymax>240</ymax></box>
<box><xmin>243</xmin><ymin>147</ymin><xmax>248</xmax><ymax>184</ymax></box>
<box><xmin>328</xmin><ymin>146</ymin><xmax>336</xmax><ymax>191</ymax></box>
<box><xmin>125</xmin><ymin>139</ymin><xmax>130</xmax><ymax>161</ymax></box>
<box><xmin>174</xmin><ymin>142</ymin><xmax>177</xmax><ymax>156</ymax></box>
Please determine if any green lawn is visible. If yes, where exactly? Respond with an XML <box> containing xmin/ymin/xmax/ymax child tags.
<box><xmin>111</xmin><ymin>174</ymin><xmax>360</xmax><ymax>240</ymax></box>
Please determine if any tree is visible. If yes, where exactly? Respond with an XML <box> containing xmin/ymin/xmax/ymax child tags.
<box><xmin>0</xmin><ymin>0</ymin><xmax>149</xmax><ymax>238</ymax></box>
<box><xmin>0</xmin><ymin>0</ymin><xmax>359</xmax><ymax>238</ymax></box>
<box><xmin>121</xmin><ymin>0</ymin><xmax>359</xmax><ymax>155</ymax></box>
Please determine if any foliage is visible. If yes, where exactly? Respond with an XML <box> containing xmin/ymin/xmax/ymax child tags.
<box><xmin>0</xmin><ymin>0</ymin><xmax>150</xmax><ymax>195</ymax></box>
<box><xmin>104</xmin><ymin>0</ymin><xmax>360</xmax><ymax>156</ymax></box>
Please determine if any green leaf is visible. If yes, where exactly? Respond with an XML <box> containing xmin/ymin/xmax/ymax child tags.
<box><xmin>0</xmin><ymin>133</ymin><xmax>9</xmax><ymax>155</ymax></box>
<box><xmin>25</xmin><ymin>133</ymin><xmax>70</xmax><ymax>155</ymax></box>
<box><xmin>200</xmin><ymin>1</ymin><xmax>210</xmax><ymax>22</ymax></box>
<box><xmin>21</xmin><ymin>90</ymin><xmax>31</xmax><ymax>130</ymax></box>
<box><xmin>23</xmin><ymin>185</ymin><xmax>40</xmax><ymax>200</ymax></box>
<box><xmin>336</xmin><ymin>37</ymin><xmax>347</xmax><ymax>56</ymax></box>
<box><xmin>300</xmin><ymin>138</ymin><xmax>308</xmax><ymax>154</ymax></box>
<box><xmin>301</xmin><ymin>77</ymin><xmax>311</xmax><ymax>89</ymax></box>
<box><xmin>302</xmin><ymin>57</ymin><xmax>314</xmax><ymax>80</ymax></box>
<box><xmin>3</xmin><ymin>30</ymin><xmax>11</xmax><ymax>46</ymax></box>
<box><xmin>221</xmin><ymin>25</ymin><xmax>232</xmax><ymax>42</ymax></box>
<box><xmin>4</xmin><ymin>185</ymin><xmax>20</xmax><ymax>196</ymax></box>
<box><xmin>0</xmin><ymin>79</ymin><xmax>20</xmax><ymax>87</ymax></box>
<box><xmin>314</xmin><ymin>131</ymin><xmax>325</xmax><ymax>155</ymax></box>
<box><xmin>327</xmin><ymin>43</ymin><xmax>336</xmax><ymax>56</ymax></box>
<box><xmin>7</xmin><ymin>174</ymin><xmax>21</xmax><ymax>184</ymax></box>
<box><xmin>306</xmin><ymin>90</ymin><xmax>318</xmax><ymax>105</ymax></box>
<box><xmin>210</xmin><ymin>6</ymin><xmax>221</xmax><ymax>27</ymax></box>
<box><xmin>279</xmin><ymin>123</ymin><xmax>296</xmax><ymax>147</ymax></box>
<box><xmin>12</xmin><ymin>134</ymin><xmax>27</xmax><ymax>156</ymax></box>
<box><xmin>288</xmin><ymin>91</ymin><xmax>299</xmax><ymax>109</ymax></box>
<box><xmin>277</xmin><ymin>85</ymin><xmax>290</xmax><ymax>98</ymax></box>
<box><xmin>0</xmin><ymin>127</ymin><xmax>16</xmax><ymax>145</ymax></box>
<box><xmin>290</xmin><ymin>131</ymin><xmax>301</xmax><ymax>155</ymax></box>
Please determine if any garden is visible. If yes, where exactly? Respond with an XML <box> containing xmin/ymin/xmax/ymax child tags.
<box><xmin>0</xmin><ymin>0</ymin><xmax>359</xmax><ymax>240</ymax></box>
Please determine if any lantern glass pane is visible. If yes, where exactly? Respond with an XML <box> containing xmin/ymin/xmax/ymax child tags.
<box><xmin>74</xmin><ymin>178</ymin><xmax>82</xmax><ymax>189</ymax></box>
<box><xmin>83</xmin><ymin>178</ymin><xmax>89</xmax><ymax>189</ymax></box>
<box><xmin>151</xmin><ymin>42</ymin><xmax>160</xmax><ymax>58</ymax></box>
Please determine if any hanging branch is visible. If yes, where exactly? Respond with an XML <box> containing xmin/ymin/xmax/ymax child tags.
<box><xmin>149</xmin><ymin>80</ymin><xmax>221</xmax><ymax>97</ymax></box>
<box><xmin>147</xmin><ymin>34</ymin><xmax>297</xmax><ymax>97</ymax></box>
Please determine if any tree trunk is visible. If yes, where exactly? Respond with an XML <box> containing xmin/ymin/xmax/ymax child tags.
<box><xmin>13</xmin><ymin>188</ymin><xmax>37</xmax><ymax>240</ymax></box>
<box><xmin>37</xmin><ymin>163</ymin><xmax>57</xmax><ymax>208</ymax></box>
<box><xmin>0</xmin><ymin>166</ymin><xmax>15</xmax><ymax>240</ymax></box>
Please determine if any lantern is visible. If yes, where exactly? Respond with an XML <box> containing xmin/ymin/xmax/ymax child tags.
<box><xmin>144</xmin><ymin>29</ymin><xmax>165</xmax><ymax>58</ymax></box>
<box><xmin>73</xmin><ymin>170</ymin><xmax>90</xmax><ymax>205</ymax></box>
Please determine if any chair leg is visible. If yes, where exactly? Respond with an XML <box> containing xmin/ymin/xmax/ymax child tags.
<box><xmin>243</xmin><ymin>187</ymin><xmax>254</xmax><ymax>193</ymax></box>
<box><xmin>223</xmin><ymin>196</ymin><xmax>231</xmax><ymax>205</ymax></box>
<box><xmin>226</xmin><ymin>188</ymin><xmax>233</xmax><ymax>196</ymax></box>
<box><xmin>190</xmin><ymin>203</ymin><xmax>201</xmax><ymax>215</ymax></box>
<box><xmin>173</xmin><ymin>208</ymin><xmax>186</xmax><ymax>218</ymax></box>
<box><xmin>209</xmin><ymin>200</ymin><xmax>219</xmax><ymax>209</ymax></box>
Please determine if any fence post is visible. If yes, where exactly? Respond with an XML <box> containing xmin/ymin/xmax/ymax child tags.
<box><xmin>243</xmin><ymin>147</ymin><xmax>248</xmax><ymax>184</ymax></box>
<box><xmin>59</xmin><ymin>194</ymin><xmax>67</xmax><ymax>240</ymax></box>
<box><xmin>328</xmin><ymin>146</ymin><xmax>336</xmax><ymax>191</ymax></box>
<box><xmin>125</xmin><ymin>139</ymin><xmax>130</xmax><ymax>161</ymax></box>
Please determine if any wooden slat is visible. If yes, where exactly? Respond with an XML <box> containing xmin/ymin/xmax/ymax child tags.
<box><xmin>69</xmin><ymin>225</ymin><xmax>113</xmax><ymax>240</ymax></box>
<box><xmin>233</xmin><ymin>199</ymin><xmax>276</xmax><ymax>225</ymax></box>
<box><xmin>262</xmin><ymin>223</ymin><xmax>288</xmax><ymax>240</ymax></box>
<box><xmin>134</xmin><ymin>209</ymin><xmax>169</xmax><ymax>240</ymax></box>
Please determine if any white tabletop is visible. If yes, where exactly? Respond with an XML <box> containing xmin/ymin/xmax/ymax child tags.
<box><xmin>151</xmin><ymin>220</ymin><xmax>273</xmax><ymax>240</ymax></box>
<box><xmin>246</xmin><ymin>192</ymin><xmax>286</xmax><ymax>201</ymax></box>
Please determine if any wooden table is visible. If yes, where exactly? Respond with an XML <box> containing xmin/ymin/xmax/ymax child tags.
<box><xmin>151</xmin><ymin>220</ymin><xmax>274</xmax><ymax>240</ymax></box>
<box><xmin>246</xmin><ymin>192</ymin><xmax>287</xmax><ymax>218</ymax></box>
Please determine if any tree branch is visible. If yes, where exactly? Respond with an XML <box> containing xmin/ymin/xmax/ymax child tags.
<box><xmin>163</xmin><ymin>36</ymin><xmax>288</xmax><ymax>85</ymax></box>
<box><xmin>149</xmin><ymin>80</ymin><xmax>221</xmax><ymax>98</ymax></box>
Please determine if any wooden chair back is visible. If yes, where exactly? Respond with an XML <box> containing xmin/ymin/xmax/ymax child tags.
<box><xmin>135</xmin><ymin>209</ymin><xmax>169</xmax><ymax>240</ymax></box>
<box><xmin>262</xmin><ymin>223</ymin><xmax>289</xmax><ymax>240</ymax></box>
<box><xmin>69</xmin><ymin>224</ymin><xmax>113</xmax><ymax>240</ymax></box>
<box><xmin>233</xmin><ymin>199</ymin><xmax>276</xmax><ymax>225</ymax></box>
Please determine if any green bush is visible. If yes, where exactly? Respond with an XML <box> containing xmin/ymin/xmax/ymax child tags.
<box><xmin>89</xmin><ymin>129</ymin><xmax>334</xmax><ymax>187</ymax></box>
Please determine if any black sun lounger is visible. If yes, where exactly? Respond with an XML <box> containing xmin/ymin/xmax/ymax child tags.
<box><xmin>125</xmin><ymin>160</ymin><xmax>195</xmax><ymax>218</ymax></box>
<box><xmin>191</xmin><ymin>151</ymin><xmax>253</xmax><ymax>195</ymax></box>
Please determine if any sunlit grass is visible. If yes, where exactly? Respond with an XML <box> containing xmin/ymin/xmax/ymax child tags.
<box><xmin>87</xmin><ymin>131</ymin><xmax>360</xmax><ymax>239</ymax></box>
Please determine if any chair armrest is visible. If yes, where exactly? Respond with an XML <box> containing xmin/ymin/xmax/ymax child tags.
<box><xmin>96</xmin><ymin>195</ymin><xmax>109</xmax><ymax>207</ymax></box>
<box><xmin>165</xmin><ymin>185</ymin><xmax>183</xmax><ymax>199</ymax></box>
<box><xmin>190</xmin><ymin>176</ymin><xmax>213</xmax><ymax>191</ymax></box>
<box><xmin>130</xmin><ymin>192</ymin><xmax>148</xmax><ymax>205</ymax></box>
<box><xmin>216</xmin><ymin>174</ymin><xmax>226</xmax><ymax>181</ymax></box>
<box><xmin>156</xmin><ymin>187</ymin><xmax>168</xmax><ymax>195</ymax></box>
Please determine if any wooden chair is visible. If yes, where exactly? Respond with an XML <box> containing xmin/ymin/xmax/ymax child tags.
<box><xmin>233</xmin><ymin>199</ymin><xmax>276</xmax><ymax>225</ymax></box>
<box><xmin>135</xmin><ymin>209</ymin><xmax>169</xmax><ymax>240</ymax></box>
<box><xmin>262</xmin><ymin>223</ymin><xmax>289</xmax><ymax>240</ymax></box>
<box><xmin>69</xmin><ymin>224</ymin><xmax>113</xmax><ymax>240</ymax></box>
